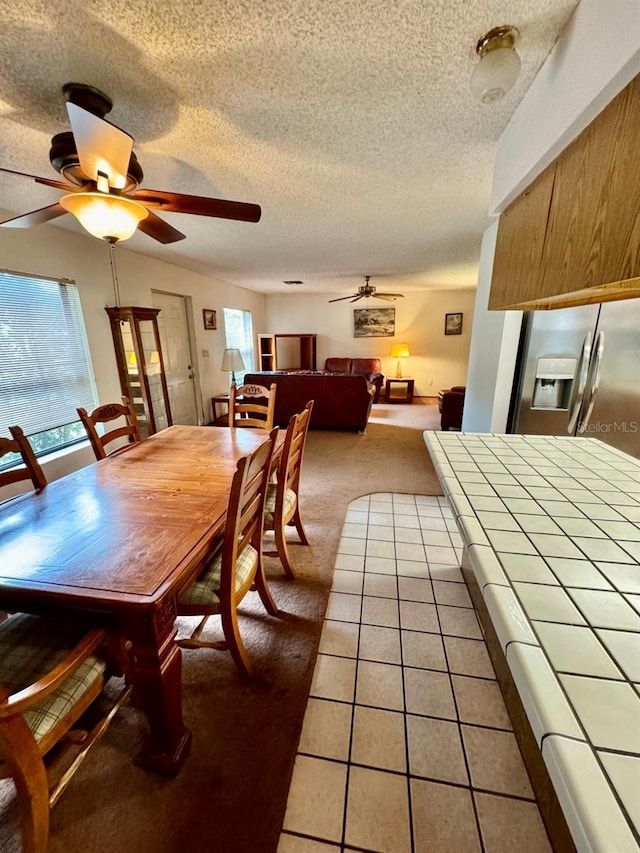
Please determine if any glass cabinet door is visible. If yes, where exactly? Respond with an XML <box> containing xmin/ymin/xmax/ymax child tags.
<box><xmin>106</xmin><ymin>306</ymin><xmax>172</xmax><ymax>436</ymax></box>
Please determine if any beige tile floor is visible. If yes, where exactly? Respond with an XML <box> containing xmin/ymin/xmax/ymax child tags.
<box><xmin>278</xmin><ymin>493</ymin><xmax>553</xmax><ymax>853</ymax></box>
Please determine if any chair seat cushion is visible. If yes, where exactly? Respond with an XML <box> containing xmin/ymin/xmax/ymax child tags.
<box><xmin>179</xmin><ymin>544</ymin><xmax>258</xmax><ymax>607</ymax></box>
<box><xmin>264</xmin><ymin>483</ymin><xmax>297</xmax><ymax>523</ymax></box>
<box><xmin>0</xmin><ymin>613</ymin><xmax>106</xmax><ymax>744</ymax></box>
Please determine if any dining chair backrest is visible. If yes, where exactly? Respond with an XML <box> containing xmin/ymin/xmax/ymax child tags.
<box><xmin>219</xmin><ymin>427</ymin><xmax>277</xmax><ymax>599</ymax></box>
<box><xmin>228</xmin><ymin>382</ymin><xmax>276</xmax><ymax>430</ymax></box>
<box><xmin>77</xmin><ymin>396</ymin><xmax>143</xmax><ymax>460</ymax></box>
<box><xmin>177</xmin><ymin>427</ymin><xmax>279</xmax><ymax>678</ymax></box>
<box><xmin>0</xmin><ymin>426</ymin><xmax>47</xmax><ymax>494</ymax></box>
<box><xmin>263</xmin><ymin>401</ymin><xmax>313</xmax><ymax>577</ymax></box>
<box><xmin>276</xmin><ymin>400</ymin><xmax>313</xmax><ymax>510</ymax></box>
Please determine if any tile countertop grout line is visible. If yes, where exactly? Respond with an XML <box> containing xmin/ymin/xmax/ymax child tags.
<box><xmin>423</xmin><ymin>431</ymin><xmax>640</xmax><ymax>853</ymax></box>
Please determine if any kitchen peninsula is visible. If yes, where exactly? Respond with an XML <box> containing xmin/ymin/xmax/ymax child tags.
<box><xmin>424</xmin><ymin>431</ymin><xmax>640</xmax><ymax>853</ymax></box>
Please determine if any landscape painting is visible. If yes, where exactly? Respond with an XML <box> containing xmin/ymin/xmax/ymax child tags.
<box><xmin>354</xmin><ymin>308</ymin><xmax>395</xmax><ymax>337</ymax></box>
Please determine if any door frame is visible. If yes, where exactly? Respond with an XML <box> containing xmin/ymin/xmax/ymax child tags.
<box><xmin>151</xmin><ymin>290</ymin><xmax>204</xmax><ymax>424</ymax></box>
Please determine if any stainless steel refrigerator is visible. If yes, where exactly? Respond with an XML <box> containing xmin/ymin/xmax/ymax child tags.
<box><xmin>509</xmin><ymin>299</ymin><xmax>640</xmax><ymax>458</ymax></box>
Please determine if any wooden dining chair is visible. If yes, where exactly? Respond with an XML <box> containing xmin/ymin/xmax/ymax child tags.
<box><xmin>263</xmin><ymin>401</ymin><xmax>314</xmax><ymax>578</ymax></box>
<box><xmin>0</xmin><ymin>614</ymin><xmax>131</xmax><ymax>853</ymax></box>
<box><xmin>0</xmin><ymin>426</ymin><xmax>47</xmax><ymax>493</ymax></box>
<box><xmin>228</xmin><ymin>382</ymin><xmax>277</xmax><ymax>430</ymax></box>
<box><xmin>0</xmin><ymin>429</ymin><xmax>130</xmax><ymax>851</ymax></box>
<box><xmin>177</xmin><ymin>428</ymin><xmax>279</xmax><ymax>679</ymax></box>
<box><xmin>77</xmin><ymin>396</ymin><xmax>143</xmax><ymax>460</ymax></box>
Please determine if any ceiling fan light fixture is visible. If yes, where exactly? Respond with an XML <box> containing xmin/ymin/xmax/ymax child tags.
<box><xmin>59</xmin><ymin>192</ymin><xmax>149</xmax><ymax>242</ymax></box>
<box><xmin>470</xmin><ymin>25</ymin><xmax>520</xmax><ymax>104</ymax></box>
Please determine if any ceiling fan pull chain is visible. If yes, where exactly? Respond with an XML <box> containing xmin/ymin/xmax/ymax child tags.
<box><xmin>107</xmin><ymin>239</ymin><xmax>121</xmax><ymax>307</ymax></box>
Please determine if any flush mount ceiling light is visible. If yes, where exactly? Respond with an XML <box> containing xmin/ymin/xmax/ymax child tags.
<box><xmin>470</xmin><ymin>25</ymin><xmax>521</xmax><ymax>104</ymax></box>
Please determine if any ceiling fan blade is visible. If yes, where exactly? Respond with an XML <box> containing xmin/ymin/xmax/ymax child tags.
<box><xmin>0</xmin><ymin>166</ymin><xmax>71</xmax><ymax>191</ymax></box>
<box><xmin>137</xmin><ymin>211</ymin><xmax>186</xmax><ymax>244</ymax></box>
<box><xmin>350</xmin><ymin>294</ymin><xmax>365</xmax><ymax>303</ymax></box>
<box><xmin>66</xmin><ymin>102</ymin><xmax>132</xmax><ymax>190</ymax></box>
<box><xmin>375</xmin><ymin>293</ymin><xmax>404</xmax><ymax>301</ymax></box>
<box><xmin>132</xmin><ymin>189</ymin><xmax>261</xmax><ymax>223</ymax></box>
<box><xmin>328</xmin><ymin>294</ymin><xmax>358</xmax><ymax>303</ymax></box>
<box><xmin>0</xmin><ymin>203</ymin><xmax>66</xmax><ymax>228</ymax></box>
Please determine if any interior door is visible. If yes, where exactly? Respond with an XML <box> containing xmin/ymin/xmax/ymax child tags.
<box><xmin>151</xmin><ymin>292</ymin><xmax>198</xmax><ymax>425</ymax></box>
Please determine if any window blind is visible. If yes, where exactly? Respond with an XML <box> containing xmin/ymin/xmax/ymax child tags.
<box><xmin>0</xmin><ymin>270</ymin><xmax>98</xmax><ymax>436</ymax></box>
<box><xmin>223</xmin><ymin>307</ymin><xmax>254</xmax><ymax>384</ymax></box>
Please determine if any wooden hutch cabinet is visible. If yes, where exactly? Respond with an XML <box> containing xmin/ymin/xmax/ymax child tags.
<box><xmin>257</xmin><ymin>333</ymin><xmax>317</xmax><ymax>371</ymax></box>
<box><xmin>105</xmin><ymin>306</ymin><xmax>172</xmax><ymax>436</ymax></box>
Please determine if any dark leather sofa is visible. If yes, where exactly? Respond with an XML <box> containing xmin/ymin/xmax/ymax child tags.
<box><xmin>244</xmin><ymin>371</ymin><xmax>375</xmax><ymax>431</ymax></box>
<box><xmin>324</xmin><ymin>358</ymin><xmax>384</xmax><ymax>403</ymax></box>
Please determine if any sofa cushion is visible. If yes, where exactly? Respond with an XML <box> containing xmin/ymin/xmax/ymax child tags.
<box><xmin>351</xmin><ymin>357</ymin><xmax>382</xmax><ymax>376</ymax></box>
<box><xmin>324</xmin><ymin>358</ymin><xmax>351</xmax><ymax>374</ymax></box>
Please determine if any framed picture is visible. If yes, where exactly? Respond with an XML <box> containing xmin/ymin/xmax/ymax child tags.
<box><xmin>354</xmin><ymin>307</ymin><xmax>395</xmax><ymax>338</ymax></box>
<box><xmin>444</xmin><ymin>312</ymin><xmax>463</xmax><ymax>335</ymax></box>
<box><xmin>203</xmin><ymin>309</ymin><xmax>217</xmax><ymax>330</ymax></box>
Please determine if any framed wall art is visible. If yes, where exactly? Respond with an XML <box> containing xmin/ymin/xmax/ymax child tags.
<box><xmin>354</xmin><ymin>307</ymin><xmax>395</xmax><ymax>338</ymax></box>
<box><xmin>444</xmin><ymin>312</ymin><xmax>463</xmax><ymax>335</ymax></box>
<box><xmin>203</xmin><ymin>309</ymin><xmax>217</xmax><ymax>330</ymax></box>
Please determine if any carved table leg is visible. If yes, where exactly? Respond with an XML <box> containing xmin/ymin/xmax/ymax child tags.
<box><xmin>123</xmin><ymin>598</ymin><xmax>192</xmax><ymax>776</ymax></box>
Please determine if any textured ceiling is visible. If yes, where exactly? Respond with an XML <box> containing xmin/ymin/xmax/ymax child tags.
<box><xmin>0</xmin><ymin>0</ymin><xmax>578</xmax><ymax>295</ymax></box>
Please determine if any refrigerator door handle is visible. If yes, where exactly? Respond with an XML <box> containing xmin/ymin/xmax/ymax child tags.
<box><xmin>576</xmin><ymin>330</ymin><xmax>605</xmax><ymax>433</ymax></box>
<box><xmin>567</xmin><ymin>331</ymin><xmax>592</xmax><ymax>434</ymax></box>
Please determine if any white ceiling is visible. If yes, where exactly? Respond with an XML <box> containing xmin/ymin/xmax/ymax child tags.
<box><xmin>0</xmin><ymin>0</ymin><xmax>578</xmax><ymax>296</ymax></box>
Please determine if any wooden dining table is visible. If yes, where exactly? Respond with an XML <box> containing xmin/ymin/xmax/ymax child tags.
<box><xmin>0</xmin><ymin>425</ymin><xmax>281</xmax><ymax>775</ymax></box>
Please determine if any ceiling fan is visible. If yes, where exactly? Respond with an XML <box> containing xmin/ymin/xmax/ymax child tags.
<box><xmin>328</xmin><ymin>275</ymin><xmax>405</xmax><ymax>303</ymax></box>
<box><xmin>0</xmin><ymin>83</ymin><xmax>261</xmax><ymax>245</ymax></box>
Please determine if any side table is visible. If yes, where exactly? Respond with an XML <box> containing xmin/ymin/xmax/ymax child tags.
<box><xmin>385</xmin><ymin>378</ymin><xmax>415</xmax><ymax>403</ymax></box>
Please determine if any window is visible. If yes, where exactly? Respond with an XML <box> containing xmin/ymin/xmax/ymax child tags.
<box><xmin>0</xmin><ymin>270</ymin><xmax>98</xmax><ymax>457</ymax></box>
<box><xmin>223</xmin><ymin>308</ymin><xmax>254</xmax><ymax>385</ymax></box>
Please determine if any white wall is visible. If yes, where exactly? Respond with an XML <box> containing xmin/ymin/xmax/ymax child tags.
<box><xmin>466</xmin><ymin>0</ymin><xmax>640</xmax><ymax>433</ymax></box>
<box><xmin>462</xmin><ymin>222</ymin><xmax>523</xmax><ymax>432</ymax></box>
<box><xmin>0</xmin><ymin>217</ymin><xmax>266</xmax><ymax>478</ymax></box>
<box><xmin>265</xmin><ymin>288</ymin><xmax>476</xmax><ymax>396</ymax></box>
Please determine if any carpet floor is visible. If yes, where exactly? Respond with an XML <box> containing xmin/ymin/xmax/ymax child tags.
<box><xmin>0</xmin><ymin>399</ymin><xmax>442</xmax><ymax>853</ymax></box>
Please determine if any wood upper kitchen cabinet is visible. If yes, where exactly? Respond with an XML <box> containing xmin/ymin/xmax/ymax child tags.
<box><xmin>488</xmin><ymin>162</ymin><xmax>555</xmax><ymax>310</ymax></box>
<box><xmin>489</xmin><ymin>74</ymin><xmax>640</xmax><ymax>310</ymax></box>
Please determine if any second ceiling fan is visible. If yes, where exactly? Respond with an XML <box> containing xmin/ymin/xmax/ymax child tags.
<box><xmin>328</xmin><ymin>276</ymin><xmax>404</xmax><ymax>303</ymax></box>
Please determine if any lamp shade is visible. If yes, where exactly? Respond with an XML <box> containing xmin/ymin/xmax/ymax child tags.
<box><xmin>221</xmin><ymin>348</ymin><xmax>246</xmax><ymax>372</ymax></box>
<box><xmin>60</xmin><ymin>193</ymin><xmax>148</xmax><ymax>242</ymax></box>
<box><xmin>470</xmin><ymin>47</ymin><xmax>521</xmax><ymax>103</ymax></box>
<box><xmin>470</xmin><ymin>25</ymin><xmax>520</xmax><ymax>104</ymax></box>
<box><xmin>390</xmin><ymin>344</ymin><xmax>410</xmax><ymax>359</ymax></box>
<box><xmin>391</xmin><ymin>344</ymin><xmax>410</xmax><ymax>378</ymax></box>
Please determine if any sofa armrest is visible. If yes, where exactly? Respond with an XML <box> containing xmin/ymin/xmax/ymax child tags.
<box><xmin>440</xmin><ymin>391</ymin><xmax>465</xmax><ymax>430</ymax></box>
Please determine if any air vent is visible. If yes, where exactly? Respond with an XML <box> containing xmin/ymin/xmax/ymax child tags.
<box><xmin>283</xmin><ymin>280</ymin><xmax>304</xmax><ymax>285</ymax></box>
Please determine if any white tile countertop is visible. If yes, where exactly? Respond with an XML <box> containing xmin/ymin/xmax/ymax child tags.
<box><xmin>423</xmin><ymin>432</ymin><xmax>640</xmax><ymax>853</ymax></box>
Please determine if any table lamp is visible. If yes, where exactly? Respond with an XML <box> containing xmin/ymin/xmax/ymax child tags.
<box><xmin>390</xmin><ymin>344</ymin><xmax>410</xmax><ymax>378</ymax></box>
<box><xmin>221</xmin><ymin>348</ymin><xmax>246</xmax><ymax>384</ymax></box>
